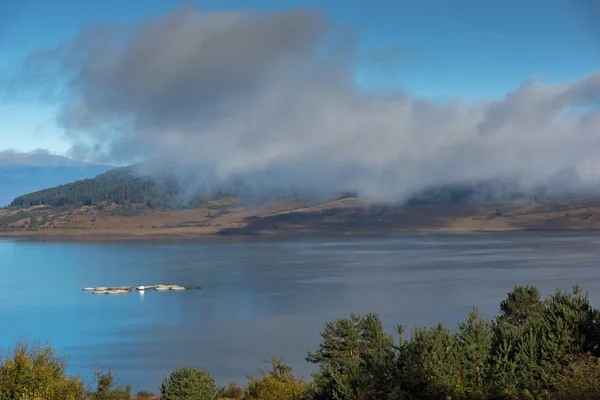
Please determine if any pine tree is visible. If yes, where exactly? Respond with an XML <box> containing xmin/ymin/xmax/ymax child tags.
<box><xmin>398</xmin><ymin>322</ymin><xmax>459</xmax><ymax>399</ymax></box>
<box><xmin>455</xmin><ymin>307</ymin><xmax>492</xmax><ymax>398</ymax></box>
<box><xmin>307</xmin><ymin>313</ymin><xmax>398</xmax><ymax>400</ymax></box>
<box><xmin>497</xmin><ymin>285</ymin><xmax>544</xmax><ymax>328</ymax></box>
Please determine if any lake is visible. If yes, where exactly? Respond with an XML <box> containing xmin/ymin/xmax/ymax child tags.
<box><xmin>1</xmin><ymin>232</ymin><xmax>600</xmax><ymax>393</ymax></box>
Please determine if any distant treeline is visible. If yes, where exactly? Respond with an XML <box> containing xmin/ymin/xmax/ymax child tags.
<box><xmin>9</xmin><ymin>167</ymin><xmax>245</xmax><ymax>210</ymax></box>
<box><xmin>9</xmin><ymin>167</ymin><xmax>182</xmax><ymax>209</ymax></box>
<box><xmin>3</xmin><ymin>284</ymin><xmax>600</xmax><ymax>399</ymax></box>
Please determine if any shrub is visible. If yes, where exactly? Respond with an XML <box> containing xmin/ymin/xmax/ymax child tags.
<box><xmin>245</xmin><ymin>357</ymin><xmax>308</xmax><ymax>400</ymax></box>
<box><xmin>135</xmin><ymin>390</ymin><xmax>155</xmax><ymax>399</ymax></box>
<box><xmin>553</xmin><ymin>354</ymin><xmax>600</xmax><ymax>399</ymax></box>
<box><xmin>88</xmin><ymin>369</ymin><xmax>132</xmax><ymax>399</ymax></box>
<box><xmin>160</xmin><ymin>366</ymin><xmax>220</xmax><ymax>400</ymax></box>
<box><xmin>0</xmin><ymin>339</ymin><xmax>84</xmax><ymax>400</ymax></box>
<box><xmin>221</xmin><ymin>381</ymin><xmax>244</xmax><ymax>399</ymax></box>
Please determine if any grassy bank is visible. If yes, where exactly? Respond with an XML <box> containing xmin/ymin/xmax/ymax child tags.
<box><xmin>6</xmin><ymin>198</ymin><xmax>600</xmax><ymax>239</ymax></box>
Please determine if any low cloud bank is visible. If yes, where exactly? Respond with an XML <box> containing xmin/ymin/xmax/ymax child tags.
<box><xmin>17</xmin><ymin>6</ymin><xmax>600</xmax><ymax>201</ymax></box>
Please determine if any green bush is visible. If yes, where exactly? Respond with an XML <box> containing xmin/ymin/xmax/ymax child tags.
<box><xmin>0</xmin><ymin>339</ymin><xmax>84</xmax><ymax>400</ymax></box>
<box><xmin>160</xmin><ymin>366</ymin><xmax>220</xmax><ymax>400</ymax></box>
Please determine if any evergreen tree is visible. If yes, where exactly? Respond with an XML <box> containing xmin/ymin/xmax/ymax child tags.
<box><xmin>497</xmin><ymin>285</ymin><xmax>544</xmax><ymax>328</ymax></box>
<box><xmin>455</xmin><ymin>307</ymin><xmax>492</xmax><ymax>398</ymax></box>
<box><xmin>398</xmin><ymin>322</ymin><xmax>459</xmax><ymax>399</ymax></box>
<box><xmin>160</xmin><ymin>366</ymin><xmax>221</xmax><ymax>400</ymax></box>
<box><xmin>307</xmin><ymin>313</ymin><xmax>398</xmax><ymax>400</ymax></box>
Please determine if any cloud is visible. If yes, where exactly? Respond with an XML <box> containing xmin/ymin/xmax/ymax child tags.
<box><xmin>18</xmin><ymin>5</ymin><xmax>600</xmax><ymax>200</ymax></box>
<box><xmin>0</xmin><ymin>149</ymin><xmax>86</xmax><ymax>166</ymax></box>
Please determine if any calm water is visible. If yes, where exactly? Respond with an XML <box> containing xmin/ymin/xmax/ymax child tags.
<box><xmin>1</xmin><ymin>232</ymin><xmax>600</xmax><ymax>392</ymax></box>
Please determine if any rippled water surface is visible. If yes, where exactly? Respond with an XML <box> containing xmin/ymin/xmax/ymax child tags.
<box><xmin>1</xmin><ymin>232</ymin><xmax>600</xmax><ymax>392</ymax></box>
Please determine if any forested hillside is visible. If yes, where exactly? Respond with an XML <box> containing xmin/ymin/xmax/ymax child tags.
<box><xmin>0</xmin><ymin>165</ymin><xmax>112</xmax><ymax>206</ymax></box>
<box><xmin>9</xmin><ymin>167</ymin><xmax>181</xmax><ymax>209</ymax></box>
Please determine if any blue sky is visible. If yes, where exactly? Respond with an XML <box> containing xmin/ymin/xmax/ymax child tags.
<box><xmin>1</xmin><ymin>0</ymin><xmax>599</xmax><ymax>155</ymax></box>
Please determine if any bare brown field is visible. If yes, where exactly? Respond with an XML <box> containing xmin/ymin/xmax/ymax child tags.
<box><xmin>2</xmin><ymin>198</ymin><xmax>600</xmax><ymax>240</ymax></box>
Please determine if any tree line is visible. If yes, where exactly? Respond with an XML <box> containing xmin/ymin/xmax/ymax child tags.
<box><xmin>2</xmin><ymin>284</ymin><xmax>600</xmax><ymax>399</ymax></box>
<box><xmin>9</xmin><ymin>167</ymin><xmax>181</xmax><ymax>209</ymax></box>
<box><xmin>7</xmin><ymin>166</ymin><xmax>246</xmax><ymax>211</ymax></box>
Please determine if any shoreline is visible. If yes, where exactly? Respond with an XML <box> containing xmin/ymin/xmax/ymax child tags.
<box><xmin>4</xmin><ymin>199</ymin><xmax>600</xmax><ymax>242</ymax></box>
<box><xmin>1</xmin><ymin>226</ymin><xmax>598</xmax><ymax>242</ymax></box>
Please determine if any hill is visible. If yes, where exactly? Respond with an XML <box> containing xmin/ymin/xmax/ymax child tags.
<box><xmin>5</xmin><ymin>165</ymin><xmax>600</xmax><ymax>237</ymax></box>
<box><xmin>6</xmin><ymin>162</ymin><xmax>557</xmax><ymax>211</ymax></box>
<box><xmin>9</xmin><ymin>166</ymin><xmax>181</xmax><ymax>209</ymax></box>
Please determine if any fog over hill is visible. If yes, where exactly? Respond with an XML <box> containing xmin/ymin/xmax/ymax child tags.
<box><xmin>8</xmin><ymin>160</ymin><xmax>597</xmax><ymax>211</ymax></box>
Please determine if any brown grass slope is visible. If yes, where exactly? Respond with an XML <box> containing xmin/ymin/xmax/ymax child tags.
<box><xmin>2</xmin><ymin>197</ymin><xmax>600</xmax><ymax>239</ymax></box>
